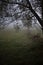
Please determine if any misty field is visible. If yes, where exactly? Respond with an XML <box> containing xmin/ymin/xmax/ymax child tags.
<box><xmin>0</xmin><ymin>30</ymin><xmax>43</xmax><ymax>65</ymax></box>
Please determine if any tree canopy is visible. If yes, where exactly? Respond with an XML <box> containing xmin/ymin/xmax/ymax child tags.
<box><xmin>0</xmin><ymin>0</ymin><xmax>43</xmax><ymax>30</ymax></box>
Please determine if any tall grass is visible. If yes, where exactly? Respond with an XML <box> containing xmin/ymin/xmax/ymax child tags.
<box><xmin>0</xmin><ymin>29</ymin><xmax>43</xmax><ymax>65</ymax></box>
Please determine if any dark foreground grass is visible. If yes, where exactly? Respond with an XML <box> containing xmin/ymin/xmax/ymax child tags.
<box><xmin>0</xmin><ymin>31</ymin><xmax>43</xmax><ymax>65</ymax></box>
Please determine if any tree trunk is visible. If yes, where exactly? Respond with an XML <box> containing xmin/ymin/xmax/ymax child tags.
<box><xmin>26</xmin><ymin>0</ymin><xmax>43</xmax><ymax>30</ymax></box>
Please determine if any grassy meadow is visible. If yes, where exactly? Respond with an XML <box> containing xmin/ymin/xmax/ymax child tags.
<box><xmin>0</xmin><ymin>29</ymin><xmax>43</xmax><ymax>65</ymax></box>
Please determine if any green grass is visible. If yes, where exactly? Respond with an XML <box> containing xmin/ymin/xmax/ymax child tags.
<box><xmin>0</xmin><ymin>30</ymin><xmax>43</xmax><ymax>65</ymax></box>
